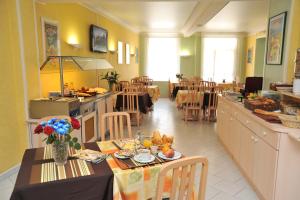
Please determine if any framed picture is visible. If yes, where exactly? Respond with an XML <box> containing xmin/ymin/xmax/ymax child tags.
<box><xmin>41</xmin><ymin>18</ymin><xmax>60</xmax><ymax>60</ymax></box>
<box><xmin>247</xmin><ymin>47</ymin><xmax>253</xmax><ymax>64</ymax></box>
<box><xmin>90</xmin><ymin>25</ymin><xmax>108</xmax><ymax>53</ymax></box>
<box><xmin>266</xmin><ymin>12</ymin><xmax>287</xmax><ymax>65</ymax></box>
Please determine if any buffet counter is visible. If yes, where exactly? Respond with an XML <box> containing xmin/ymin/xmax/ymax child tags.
<box><xmin>217</xmin><ymin>96</ymin><xmax>300</xmax><ymax>200</ymax></box>
<box><xmin>27</xmin><ymin>92</ymin><xmax>114</xmax><ymax>148</ymax></box>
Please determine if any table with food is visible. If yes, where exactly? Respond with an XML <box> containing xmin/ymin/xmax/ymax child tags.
<box><xmin>11</xmin><ymin>130</ymin><xmax>183</xmax><ymax>200</ymax></box>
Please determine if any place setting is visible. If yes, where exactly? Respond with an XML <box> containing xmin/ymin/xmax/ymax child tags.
<box><xmin>110</xmin><ymin>130</ymin><xmax>182</xmax><ymax>169</ymax></box>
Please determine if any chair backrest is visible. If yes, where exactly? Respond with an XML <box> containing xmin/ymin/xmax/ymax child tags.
<box><xmin>123</xmin><ymin>85</ymin><xmax>139</xmax><ymax>93</ymax></box>
<box><xmin>212</xmin><ymin>86</ymin><xmax>223</xmax><ymax>94</ymax></box>
<box><xmin>155</xmin><ymin>156</ymin><xmax>208</xmax><ymax>200</ymax></box>
<box><xmin>122</xmin><ymin>92</ymin><xmax>140</xmax><ymax>113</ymax></box>
<box><xmin>100</xmin><ymin>112</ymin><xmax>132</xmax><ymax>141</ymax></box>
<box><xmin>207</xmin><ymin>92</ymin><xmax>218</xmax><ymax>109</ymax></box>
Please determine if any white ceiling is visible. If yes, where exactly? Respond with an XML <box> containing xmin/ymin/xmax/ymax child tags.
<box><xmin>198</xmin><ymin>1</ymin><xmax>268</xmax><ymax>33</ymax></box>
<box><xmin>38</xmin><ymin>0</ymin><xmax>269</xmax><ymax>35</ymax></box>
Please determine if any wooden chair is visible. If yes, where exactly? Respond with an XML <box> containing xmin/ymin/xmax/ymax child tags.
<box><xmin>168</xmin><ymin>80</ymin><xmax>174</xmax><ymax>99</ymax></box>
<box><xmin>155</xmin><ymin>156</ymin><xmax>208</xmax><ymax>200</ymax></box>
<box><xmin>122</xmin><ymin>92</ymin><xmax>142</xmax><ymax>127</ymax></box>
<box><xmin>183</xmin><ymin>86</ymin><xmax>203</xmax><ymax>122</ymax></box>
<box><xmin>212</xmin><ymin>86</ymin><xmax>223</xmax><ymax>95</ymax></box>
<box><xmin>123</xmin><ymin>85</ymin><xmax>138</xmax><ymax>93</ymax></box>
<box><xmin>206</xmin><ymin>92</ymin><xmax>218</xmax><ymax>121</ymax></box>
<box><xmin>100</xmin><ymin>112</ymin><xmax>132</xmax><ymax>141</ymax></box>
<box><xmin>179</xmin><ymin>80</ymin><xmax>189</xmax><ymax>90</ymax></box>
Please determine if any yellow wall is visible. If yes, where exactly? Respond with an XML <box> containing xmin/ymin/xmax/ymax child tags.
<box><xmin>286</xmin><ymin>0</ymin><xmax>300</xmax><ymax>82</ymax></box>
<box><xmin>0</xmin><ymin>0</ymin><xmax>30</xmax><ymax>173</ymax></box>
<box><xmin>35</xmin><ymin>3</ymin><xmax>139</xmax><ymax>97</ymax></box>
<box><xmin>245</xmin><ymin>34</ymin><xmax>257</xmax><ymax>77</ymax></box>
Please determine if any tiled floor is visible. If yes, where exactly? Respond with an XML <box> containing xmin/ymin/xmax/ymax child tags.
<box><xmin>0</xmin><ymin>98</ymin><xmax>259</xmax><ymax>200</ymax></box>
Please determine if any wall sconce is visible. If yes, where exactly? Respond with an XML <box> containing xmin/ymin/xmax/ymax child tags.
<box><xmin>109</xmin><ymin>48</ymin><xmax>116</xmax><ymax>54</ymax></box>
<box><xmin>180</xmin><ymin>50</ymin><xmax>191</xmax><ymax>57</ymax></box>
<box><xmin>67</xmin><ymin>35</ymin><xmax>81</xmax><ymax>49</ymax></box>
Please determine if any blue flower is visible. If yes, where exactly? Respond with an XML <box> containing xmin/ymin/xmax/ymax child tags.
<box><xmin>57</xmin><ymin>123</ymin><xmax>64</xmax><ymax>128</ymax></box>
<box><xmin>59</xmin><ymin>119</ymin><xmax>67</xmax><ymax>124</ymax></box>
<box><xmin>57</xmin><ymin>128</ymin><xmax>67</xmax><ymax>135</ymax></box>
<box><xmin>41</xmin><ymin>121</ymin><xmax>47</xmax><ymax>127</ymax></box>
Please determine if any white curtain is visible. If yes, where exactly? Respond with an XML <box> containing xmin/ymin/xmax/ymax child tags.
<box><xmin>145</xmin><ymin>37</ymin><xmax>180</xmax><ymax>81</ymax></box>
<box><xmin>202</xmin><ymin>37</ymin><xmax>238</xmax><ymax>83</ymax></box>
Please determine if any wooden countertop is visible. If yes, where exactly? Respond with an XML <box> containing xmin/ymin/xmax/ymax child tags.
<box><xmin>221</xmin><ymin>96</ymin><xmax>300</xmax><ymax>136</ymax></box>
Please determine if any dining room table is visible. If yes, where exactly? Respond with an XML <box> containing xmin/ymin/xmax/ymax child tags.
<box><xmin>175</xmin><ymin>90</ymin><xmax>216</xmax><ymax>108</ymax></box>
<box><xmin>115</xmin><ymin>92</ymin><xmax>153</xmax><ymax>114</ymax></box>
<box><xmin>11</xmin><ymin>139</ymin><xmax>182</xmax><ymax>200</ymax></box>
<box><xmin>147</xmin><ymin>85</ymin><xmax>160</xmax><ymax>102</ymax></box>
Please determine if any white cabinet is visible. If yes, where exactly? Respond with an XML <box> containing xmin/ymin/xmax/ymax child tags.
<box><xmin>217</xmin><ymin>97</ymin><xmax>278</xmax><ymax>200</ymax></box>
<box><xmin>252</xmin><ymin>136</ymin><xmax>278</xmax><ymax>200</ymax></box>
<box><xmin>239</xmin><ymin>125</ymin><xmax>254</xmax><ymax>178</ymax></box>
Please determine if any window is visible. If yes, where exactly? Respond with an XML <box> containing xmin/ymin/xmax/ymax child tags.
<box><xmin>125</xmin><ymin>43</ymin><xmax>130</xmax><ymax>64</ymax></box>
<box><xmin>202</xmin><ymin>37</ymin><xmax>237</xmax><ymax>83</ymax></box>
<box><xmin>146</xmin><ymin>37</ymin><xmax>180</xmax><ymax>81</ymax></box>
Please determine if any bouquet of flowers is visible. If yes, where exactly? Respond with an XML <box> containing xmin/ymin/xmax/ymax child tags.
<box><xmin>34</xmin><ymin>117</ymin><xmax>81</xmax><ymax>150</ymax></box>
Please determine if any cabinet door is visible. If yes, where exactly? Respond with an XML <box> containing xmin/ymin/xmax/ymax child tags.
<box><xmin>82</xmin><ymin>111</ymin><xmax>97</xmax><ymax>142</ymax></box>
<box><xmin>222</xmin><ymin>111</ymin><xmax>231</xmax><ymax>148</ymax></box>
<box><xmin>106</xmin><ymin>96</ymin><xmax>113</xmax><ymax>113</ymax></box>
<box><xmin>253</xmin><ymin>137</ymin><xmax>278</xmax><ymax>200</ymax></box>
<box><xmin>229</xmin><ymin>117</ymin><xmax>241</xmax><ymax>162</ymax></box>
<box><xmin>96</xmin><ymin>98</ymin><xmax>106</xmax><ymax>140</ymax></box>
<box><xmin>239</xmin><ymin>126</ymin><xmax>254</xmax><ymax>179</ymax></box>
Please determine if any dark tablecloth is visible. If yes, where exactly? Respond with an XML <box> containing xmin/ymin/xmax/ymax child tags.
<box><xmin>115</xmin><ymin>93</ymin><xmax>153</xmax><ymax>114</ymax></box>
<box><xmin>10</xmin><ymin>143</ymin><xmax>113</xmax><ymax>200</ymax></box>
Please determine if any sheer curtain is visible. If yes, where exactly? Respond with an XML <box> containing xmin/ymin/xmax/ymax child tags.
<box><xmin>145</xmin><ymin>37</ymin><xmax>180</xmax><ymax>81</ymax></box>
<box><xmin>202</xmin><ymin>37</ymin><xmax>238</xmax><ymax>83</ymax></box>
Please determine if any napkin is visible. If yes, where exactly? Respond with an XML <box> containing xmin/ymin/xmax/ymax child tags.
<box><xmin>73</xmin><ymin>149</ymin><xmax>107</xmax><ymax>164</ymax></box>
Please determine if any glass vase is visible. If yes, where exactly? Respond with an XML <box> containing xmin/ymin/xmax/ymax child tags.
<box><xmin>52</xmin><ymin>141</ymin><xmax>69</xmax><ymax>166</ymax></box>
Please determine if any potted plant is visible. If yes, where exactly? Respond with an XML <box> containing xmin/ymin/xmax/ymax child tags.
<box><xmin>101</xmin><ymin>71</ymin><xmax>119</xmax><ymax>91</ymax></box>
<box><xmin>176</xmin><ymin>73</ymin><xmax>183</xmax><ymax>81</ymax></box>
<box><xmin>34</xmin><ymin>117</ymin><xmax>81</xmax><ymax>166</ymax></box>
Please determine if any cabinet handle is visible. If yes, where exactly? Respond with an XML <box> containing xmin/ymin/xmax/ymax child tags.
<box><xmin>230</xmin><ymin>118</ymin><xmax>233</xmax><ymax>121</ymax></box>
<box><xmin>254</xmin><ymin>138</ymin><xmax>259</xmax><ymax>143</ymax></box>
<box><xmin>251</xmin><ymin>136</ymin><xmax>255</xmax><ymax>140</ymax></box>
<box><xmin>246</xmin><ymin>120</ymin><xmax>250</xmax><ymax>124</ymax></box>
<box><xmin>263</xmin><ymin>131</ymin><xmax>267</xmax><ymax>136</ymax></box>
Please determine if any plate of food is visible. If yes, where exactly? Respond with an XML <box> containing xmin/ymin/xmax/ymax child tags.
<box><xmin>114</xmin><ymin>149</ymin><xmax>134</xmax><ymax>159</ymax></box>
<box><xmin>158</xmin><ymin>149</ymin><xmax>182</xmax><ymax>161</ymax></box>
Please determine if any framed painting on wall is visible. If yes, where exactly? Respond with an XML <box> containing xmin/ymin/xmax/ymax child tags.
<box><xmin>247</xmin><ymin>47</ymin><xmax>253</xmax><ymax>64</ymax></box>
<box><xmin>90</xmin><ymin>25</ymin><xmax>108</xmax><ymax>53</ymax></box>
<box><xmin>266</xmin><ymin>12</ymin><xmax>287</xmax><ymax>65</ymax></box>
<box><xmin>41</xmin><ymin>18</ymin><xmax>60</xmax><ymax>60</ymax></box>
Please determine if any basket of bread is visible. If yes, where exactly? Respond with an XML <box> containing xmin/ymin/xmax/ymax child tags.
<box><xmin>244</xmin><ymin>94</ymin><xmax>279</xmax><ymax>111</ymax></box>
<box><xmin>278</xmin><ymin>111</ymin><xmax>300</xmax><ymax>129</ymax></box>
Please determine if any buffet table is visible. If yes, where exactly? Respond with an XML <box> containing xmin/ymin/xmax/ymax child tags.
<box><xmin>217</xmin><ymin>96</ymin><xmax>300</xmax><ymax>200</ymax></box>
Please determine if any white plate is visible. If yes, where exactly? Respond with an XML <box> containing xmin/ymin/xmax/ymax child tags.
<box><xmin>158</xmin><ymin>151</ymin><xmax>182</xmax><ymax>160</ymax></box>
<box><xmin>133</xmin><ymin>154</ymin><xmax>155</xmax><ymax>163</ymax></box>
<box><xmin>114</xmin><ymin>152</ymin><xmax>133</xmax><ymax>159</ymax></box>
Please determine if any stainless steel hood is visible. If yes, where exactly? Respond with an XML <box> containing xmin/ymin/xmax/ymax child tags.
<box><xmin>40</xmin><ymin>56</ymin><xmax>113</xmax><ymax>96</ymax></box>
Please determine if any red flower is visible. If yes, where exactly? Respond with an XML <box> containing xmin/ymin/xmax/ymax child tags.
<box><xmin>34</xmin><ymin>125</ymin><xmax>43</xmax><ymax>134</ymax></box>
<box><xmin>44</xmin><ymin>126</ymin><xmax>54</xmax><ymax>135</ymax></box>
<box><xmin>71</xmin><ymin>118</ymin><xmax>80</xmax><ymax>129</ymax></box>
